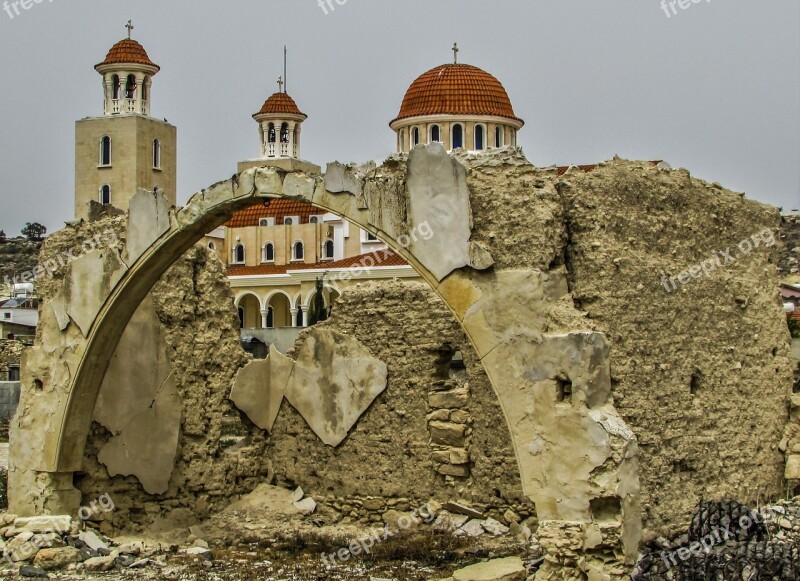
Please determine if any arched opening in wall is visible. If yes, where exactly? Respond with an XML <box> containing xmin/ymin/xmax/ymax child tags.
<box><xmin>280</xmin><ymin>123</ymin><xmax>290</xmax><ymax>143</ymax></box>
<box><xmin>141</xmin><ymin>76</ymin><xmax>149</xmax><ymax>102</ymax></box>
<box><xmin>263</xmin><ymin>243</ymin><xmax>275</xmax><ymax>263</ymax></box>
<box><xmin>452</xmin><ymin>124</ymin><xmax>464</xmax><ymax>149</ymax></box>
<box><xmin>268</xmin><ymin>293</ymin><xmax>292</xmax><ymax>328</ymax></box>
<box><xmin>412</xmin><ymin>127</ymin><xmax>420</xmax><ymax>147</ymax></box>
<box><xmin>431</xmin><ymin>125</ymin><xmax>441</xmax><ymax>143</ymax></box>
<box><xmin>99</xmin><ymin>185</ymin><xmax>111</xmax><ymax>206</ymax></box>
<box><xmin>111</xmin><ymin>75</ymin><xmax>120</xmax><ymax>100</ymax></box>
<box><xmin>495</xmin><ymin>126</ymin><xmax>503</xmax><ymax>148</ymax></box>
<box><xmin>125</xmin><ymin>75</ymin><xmax>137</xmax><ymax>100</ymax></box>
<box><xmin>266</xmin><ymin>307</ymin><xmax>274</xmax><ymax>329</ymax></box>
<box><xmin>233</xmin><ymin>244</ymin><xmax>245</xmax><ymax>264</ymax></box>
<box><xmin>293</xmin><ymin>241</ymin><xmax>304</xmax><ymax>261</ymax></box>
<box><xmin>323</xmin><ymin>240</ymin><xmax>335</xmax><ymax>260</ymax></box>
<box><xmin>153</xmin><ymin>139</ymin><xmax>161</xmax><ymax>169</ymax></box>
<box><xmin>48</xmin><ymin>174</ymin><xmax>535</xmax><ymax>540</ymax></box>
<box><xmin>100</xmin><ymin>136</ymin><xmax>112</xmax><ymax>166</ymax></box>
<box><xmin>475</xmin><ymin>125</ymin><xmax>485</xmax><ymax>150</ymax></box>
<box><xmin>236</xmin><ymin>294</ymin><xmax>262</xmax><ymax>330</ymax></box>
<box><xmin>268</xmin><ymin>123</ymin><xmax>276</xmax><ymax>143</ymax></box>
<box><xmin>237</xmin><ymin>307</ymin><xmax>244</xmax><ymax>329</ymax></box>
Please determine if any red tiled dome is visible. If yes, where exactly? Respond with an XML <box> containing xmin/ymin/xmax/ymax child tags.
<box><xmin>254</xmin><ymin>93</ymin><xmax>307</xmax><ymax>119</ymax></box>
<box><xmin>393</xmin><ymin>64</ymin><xmax>522</xmax><ymax>124</ymax></box>
<box><xmin>95</xmin><ymin>39</ymin><xmax>160</xmax><ymax>71</ymax></box>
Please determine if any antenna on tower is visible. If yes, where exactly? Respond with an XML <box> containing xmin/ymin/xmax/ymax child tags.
<box><xmin>284</xmin><ymin>46</ymin><xmax>288</xmax><ymax>93</ymax></box>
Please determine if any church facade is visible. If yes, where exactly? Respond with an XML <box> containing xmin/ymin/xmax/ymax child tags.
<box><xmin>74</xmin><ymin>33</ymin><xmax>524</xmax><ymax>334</ymax></box>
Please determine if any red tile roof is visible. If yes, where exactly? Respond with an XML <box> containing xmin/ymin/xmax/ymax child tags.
<box><xmin>255</xmin><ymin>92</ymin><xmax>307</xmax><ymax>118</ymax></box>
<box><xmin>227</xmin><ymin>250</ymin><xmax>408</xmax><ymax>277</ymax></box>
<box><xmin>226</xmin><ymin>200</ymin><xmax>318</xmax><ymax>228</ymax></box>
<box><xmin>393</xmin><ymin>64</ymin><xmax>521</xmax><ymax>124</ymax></box>
<box><xmin>95</xmin><ymin>39</ymin><xmax>159</xmax><ymax>71</ymax></box>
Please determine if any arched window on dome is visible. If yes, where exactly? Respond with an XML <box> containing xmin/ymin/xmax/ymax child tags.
<box><xmin>100</xmin><ymin>136</ymin><xmax>112</xmax><ymax>166</ymax></box>
<box><xmin>111</xmin><ymin>75</ymin><xmax>121</xmax><ymax>100</ymax></box>
<box><xmin>431</xmin><ymin>125</ymin><xmax>441</xmax><ymax>143</ymax></box>
<box><xmin>99</xmin><ymin>185</ymin><xmax>111</xmax><ymax>206</ymax></box>
<box><xmin>280</xmin><ymin>123</ymin><xmax>290</xmax><ymax>143</ymax></box>
<box><xmin>125</xmin><ymin>75</ymin><xmax>137</xmax><ymax>100</ymax></box>
<box><xmin>475</xmin><ymin>125</ymin><xmax>485</xmax><ymax>150</ymax></box>
<box><xmin>495</xmin><ymin>126</ymin><xmax>504</xmax><ymax>148</ymax></box>
<box><xmin>452</xmin><ymin>124</ymin><xmax>464</xmax><ymax>149</ymax></box>
<box><xmin>142</xmin><ymin>76</ymin><xmax>150</xmax><ymax>102</ymax></box>
<box><xmin>412</xmin><ymin>127</ymin><xmax>420</xmax><ymax>147</ymax></box>
<box><xmin>267</xmin><ymin>123</ymin><xmax>276</xmax><ymax>143</ymax></box>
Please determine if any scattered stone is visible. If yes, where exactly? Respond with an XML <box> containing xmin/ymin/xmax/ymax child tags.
<box><xmin>78</xmin><ymin>530</ymin><xmax>108</xmax><ymax>552</ymax></box>
<box><xmin>503</xmin><ymin>509</ymin><xmax>521</xmax><ymax>525</ymax></box>
<box><xmin>444</xmin><ymin>502</ymin><xmax>484</xmax><ymax>519</ymax></box>
<box><xmin>84</xmin><ymin>555</ymin><xmax>117</xmax><ymax>571</ymax></box>
<box><xmin>433</xmin><ymin>511</ymin><xmax>470</xmax><ymax>531</ymax></box>
<box><xmin>461</xmin><ymin>519</ymin><xmax>485</xmax><ymax>537</ymax></box>
<box><xmin>13</xmin><ymin>516</ymin><xmax>71</xmax><ymax>534</ymax></box>
<box><xmin>32</xmin><ymin>546</ymin><xmax>82</xmax><ymax>570</ymax></box>
<box><xmin>5</xmin><ymin>531</ymin><xmax>38</xmax><ymax>562</ymax></box>
<box><xmin>482</xmin><ymin>518</ymin><xmax>510</xmax><ymax>536</ymax></box>
<box><xmin>452</xmin><ymin>556</ymin><xmax>527</xmax><ymax>581</ymax></box>
<box><xmin>294</xmin><ymin>497</ymin><xmax>317</xmax><ymax>515</ymax></box>
<box><xmin>18</xmin><ymin>565</ymin><xmax>48</xmax><ymax>578</ymax></box>
<box><xmin>291</xmin><ymin>487</ymin><xmax>304</xmax><ymax>503</ymax></box>
<box><xmin>183</xmin><ymin>546</ymin><xmax>214</xmax><ymax>560</ymax></box>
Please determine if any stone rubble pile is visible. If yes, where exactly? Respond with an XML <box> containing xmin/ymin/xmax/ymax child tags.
<box><xmin>0</xmin><ymin>514</ymin><xmax>176</xmax><ymax>577</ymax></box>
<box><xmin>631</xmin><ymin>498</ymin><xmax>800</xmax><ymax>579</ymax></box>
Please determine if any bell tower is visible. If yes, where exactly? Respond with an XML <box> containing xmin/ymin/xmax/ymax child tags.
<box><xmin>74</xmin><ymin>22</ymin><xmax>177</xmax><ymax>220</ymax></box>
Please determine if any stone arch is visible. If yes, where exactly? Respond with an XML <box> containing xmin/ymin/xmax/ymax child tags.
<box><xmin>234</xmin><ymin>291</ymin><xmax>265</xmax><ymax>310</ymax></box>
<box><xmin>10</xmin><ymin>144</ymin><xmax>640</xmax><ymax>574</ymax></box>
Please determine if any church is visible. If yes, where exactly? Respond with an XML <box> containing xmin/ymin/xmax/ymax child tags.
<box><xmin>74</xmin><ymin>28</ymin><xmax>525</xmax><ymax>341</ymax></box>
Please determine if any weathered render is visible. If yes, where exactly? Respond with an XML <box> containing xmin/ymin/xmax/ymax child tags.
<box><xmin>9</xmin><ymin>146</ymin><xmax>793</xmax><ymax>578</ymax></box>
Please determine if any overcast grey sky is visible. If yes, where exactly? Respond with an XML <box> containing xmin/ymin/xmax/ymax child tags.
<box><xmin>0</xmin><ymin>0</ymin><xmax>797</xmax><ymax>235</ymax></box>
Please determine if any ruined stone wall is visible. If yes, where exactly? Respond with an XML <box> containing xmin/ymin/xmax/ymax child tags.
<box><xmin>78</xmin><ymin>245</ymin><xmax>270</xmax><ymax>532</ymax></box>
<box><xmin>554</xmin><ymin>160</ymin><xmax>793</xmax><ymax>538</ymax></box>
<box><xmin>267</xmin><ymin>280</ymin><xmax>535</xmax><ymax>524</ymax></box>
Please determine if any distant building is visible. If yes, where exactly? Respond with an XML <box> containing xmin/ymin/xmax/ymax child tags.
<box><xmin>74</xmin><ymin>29</ymin><xmax>176</xmax><ymax>220</ymax></box>
<box><xmin>76</xmin><ymin>33</ymin><xmax>527</xmax><ymax>336</ymax></box>
<box><xmin>0</xmin><ymin>296</ymin><xmax>38</xmax><ymax>342</ymax></box>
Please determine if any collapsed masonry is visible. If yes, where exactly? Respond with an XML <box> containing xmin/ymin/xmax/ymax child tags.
<box><xmin>8</xmin><ymin>146</ymin><xmax>793</xmax><ymax>579</ymax></box>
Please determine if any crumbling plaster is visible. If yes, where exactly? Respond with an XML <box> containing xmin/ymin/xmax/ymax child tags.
<box><xmin>8</xmin><ymin>145</ymin><xmax>792</xmax><ymax>578</ymax></box>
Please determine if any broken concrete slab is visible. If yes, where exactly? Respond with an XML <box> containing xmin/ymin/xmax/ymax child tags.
<box><xmin>229</xmin><ymin>345</ymin><xmax>292</xmax><ymax>432</ymax></box>
<box><xmin>406</xmin><ymin>143</ymin><xmax>472</xmax><ymax>281</ymax></box>
<box><xmin>285</xmin><ymin>328</ymin><xmax>387</xmax><ymax>447</ymax></box>
<box><xmin>62</xmin><ymin>248</ymin><xmax>126</xmax><ymax>337</ymax></box>
<box><xmin>97</xmin><ymin>374</ymin><xmax>181</xmax><ymax>495</ymax></box>
<box><xmin>126</xmin><ymin>189</ymin><xmax>172</xmax><ymax>263</ymax></box>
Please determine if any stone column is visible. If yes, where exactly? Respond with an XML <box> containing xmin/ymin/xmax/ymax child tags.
<box><xmin>301</xmin><ymin>307</ymin><xmax>308</xmax><ymax>327</ymax></box>
<box><xmin>260</xmin><ymin>309</ymin><xmax>269</xmax><ymax>329</ymax></box>
<box><xmin>135</xmin><ymin>75</ymin><xmax>144</xmax><ymax>115</ymax></box>
<box><xmin>290</xmin><ymin>308</ymin><xmax>298</xmax><ymax>327</ymax></box>
<box><xmin>288</xmin><ymin>122</ymin><xmax>296</xmax><ymax>158</ymax></box>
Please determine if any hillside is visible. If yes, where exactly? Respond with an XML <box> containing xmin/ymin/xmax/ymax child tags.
<box><xmin>0</xmin><ymin>237</ymin><xmax>43</xmax><ymax>293</ymax></box>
